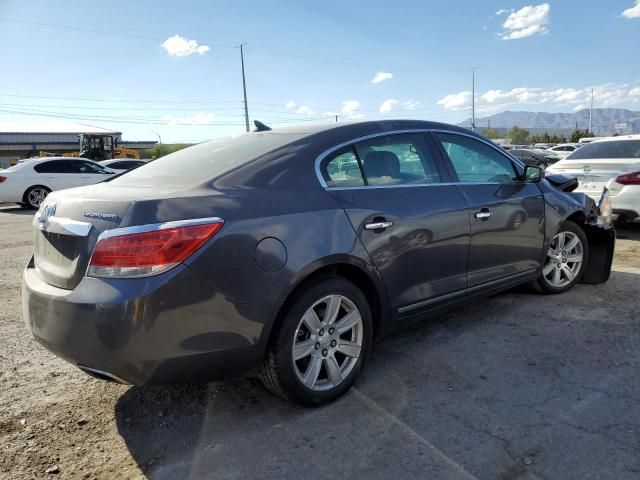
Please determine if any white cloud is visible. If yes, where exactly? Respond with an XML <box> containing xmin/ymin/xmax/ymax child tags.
<box><xmin>161</xmin><ymin>34</ymin><xmax>210</xmax><ymax>56</ymax></box>
<box><xmin>285</xmin><ymin>100</ymin><xmax>296</xmax><ymax>109</ymax></box>
<box><xmin>622</xmin><ymin>0</ymin><xmax>640</xmax><ymax>18</ymax></box>
<box><xmin>164</xmin><ymin>112</ymin><xmax>215</xmax><ymax>125</ymax></box>
<box><xmin>296</xmin><ymin>105</ymin><xmax>315</xmax><ymax>115</ymax></box>
<box><xmin>371</xmin><ymin>71</ymin><xmax>394</xmax><ymax>84</ymax></box>
<box><xmin>379</xmin><ymin>99</ymin><xmax>399</xmax><ymax>113</ymax></box>
<box><xmin>573</xmin><ymin>104</ymin><xmax>586</xmax><ymax>111</ymax></box>
<box><xmin>439</xmin><ymin>83</ymin><xmax>640</xmax><ymax>113</ymax></box>
<box><xmin>499</xmin><ymin>3</ymin><xmax>550</xmax><ymax>40</ymax></box>
<box><xmin>495</xmin><ymin>8</ymin><xmax>513</xmax><ymax>15</ymax></box>
<box><xmin>437</xmin><ymin>91</ymin><xmax>472</xmax><ymax>110</ymax></box>
<box><xmin>341</xmin><ymin>100</ymin><xmax>360</xmax><ymax>116</ymax></box>
<box><xmin>403</xmin><ymin>100</ymin><xmax>422</xmax><ymax>110</ymax></box>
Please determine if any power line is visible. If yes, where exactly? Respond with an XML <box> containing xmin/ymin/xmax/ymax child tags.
<box><xmin>0</xmin><ymin>93</ymin><xmax>245</xmax><ymax>104</ymax></box>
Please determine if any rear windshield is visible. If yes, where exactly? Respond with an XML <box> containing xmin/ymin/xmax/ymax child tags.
<box><xmin>110</xmin><ymin>132</ymin><xmax>304</xmax><ymax>186</ymax></box>
<box><xmin>565</xmin><ymin>140</ymin><xmax>640</xmax><ymax>160</ymax></box>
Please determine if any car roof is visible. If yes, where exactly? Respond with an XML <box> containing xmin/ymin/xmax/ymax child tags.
<box><xmin>591</xmin><ymin>134</ymin><xmax>640</xmax><ymax>144</ymax></box>
<box><xmin>267</xmin><ymin>119</ymin><xmax>472</xmax><ymax>136</ymax></box>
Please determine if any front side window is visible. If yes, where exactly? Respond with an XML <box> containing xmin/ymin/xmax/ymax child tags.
<box><xmin>355</xmin><ymin>133</ymin><xmax>441</xmax><ymax>186</ymax></box>
<box><xmin>322</xmin><ymin>147</ymin><xmax>364</xmax><ymax>187</ymax></box>
<box><xmin>76</xmin><ymin>161</ymin><xmax>107</xmax><ymax>173</ymax></box>
<box><xmin>435</xmin><ymin>133</ymin><xmax>516</xmax><ymax>183</ymax></box>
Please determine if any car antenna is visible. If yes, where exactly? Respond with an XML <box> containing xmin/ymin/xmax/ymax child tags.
<box><xmin>253</xmin><ymin>120</ymin><xmax>272</xmax><ymax>132</ymax></box>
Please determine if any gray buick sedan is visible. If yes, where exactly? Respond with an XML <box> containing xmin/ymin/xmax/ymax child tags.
<box><xmin>23</xmin><ymin>120</ymin><xmax>615</xmax><ymax>406</ymax></box>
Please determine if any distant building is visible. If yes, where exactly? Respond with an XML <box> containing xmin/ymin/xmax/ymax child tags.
<box><xmin>0</xmin><ymin>122</ymin><xmax>156</xmax><ymax>168</ymax></box>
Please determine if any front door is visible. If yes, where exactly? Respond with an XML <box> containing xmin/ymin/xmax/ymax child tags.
<box><xmin>432</xmin><ymin>132</ymin><xmax>545</xmax><ymax>287</ymax></box>
<box><xmin>319</xmin><ymin>132</ymin><xmax>470</xmax><ymax>316</ymax></box>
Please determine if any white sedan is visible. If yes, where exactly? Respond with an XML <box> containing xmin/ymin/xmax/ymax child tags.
<box><xmin>546</xmin><ymin>135</ymin><xmax>640</xmax><ymax>222</ymax></box>
<box><xmin>0</xmin><ymin>157</ymin><xmax>116</xmax><ymax>209</ymax></box>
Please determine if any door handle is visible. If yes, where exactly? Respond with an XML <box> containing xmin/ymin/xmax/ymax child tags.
<box><xmin>474</xmin><ymin>209</ymin><xmax>492</xmax><ymax>220</ymax></box>
<box><xmin>364</xmin><ymin>221</ymin><xmax>393</xmax><ymax>231</ymax></box>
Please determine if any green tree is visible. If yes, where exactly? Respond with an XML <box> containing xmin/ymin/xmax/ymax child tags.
<box><xmin>570</xmin><ymin>129</ymin><xmax>593</xmax><ymax>143</ymax></box>
<box><xmin>141</xmin><ymin>143</ymin><xmax>192</xmax><ymax>159</ymax></box>
<box><xmin>507</xmin><ymin>126</ymin><xmax>530</xmax><ymax>145</ymax></box>
<box><xmin>481</xmin><ymin>128</ymin><xmax>500</xmax><ymax>139</ymax></box>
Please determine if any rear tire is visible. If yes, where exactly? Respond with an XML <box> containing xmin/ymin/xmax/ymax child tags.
<box><xmin>538</xmin><ymin>220</ymin><xmax>589</xmax><ymax>294</ymax></box>
<box><xmin>260</xmin><ymin>277</ymin><xmax>373</xmax><ymax>406</ymax></box>
<box><xmin>24</xmin><ymin>186</ymin><xmax>50</xmax><ymax>209</ymax></box>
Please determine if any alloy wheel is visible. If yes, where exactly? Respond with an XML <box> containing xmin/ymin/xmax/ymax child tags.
<box><xmin>28</xmin><ymin>188</ymin><xmax>48</xmax><ymax>208</ymax></box>
<box><xmin>542</xmin><ymin>231</ymin><xmax>584</xmax><ymax>288</ymax></box>
<box><xmin>292</xmin><ymin>295</ymin><xmax>363</xmax><ymax>391</ymax></box>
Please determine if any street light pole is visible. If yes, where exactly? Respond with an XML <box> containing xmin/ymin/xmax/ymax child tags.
<box><xmin>240</xmin><ymin>43</ymin><xmax>250</xmax><ymax>132</ymax></box>
<box><xmin>152</xmin><ymin>131</ymin><xmax>161</xmax><ymax>145</ymax></box>
<box><xmin>588</xmin><ymin>88</ymin><xmax>594</xmax><ymax>134</ymax></box>
<box><xmin>471</xmin><ymin>67</ymin><xmax>476</xmax><ymax>132</ymax></box>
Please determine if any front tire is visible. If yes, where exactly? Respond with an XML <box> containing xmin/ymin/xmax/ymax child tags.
<box><xmin>538</xmin><ymin>220</ymin><xmax>589</xmax><ymax>294</ymax></box>
<box><xmin>260</xmin><ymin>277</ymin><xmax>373</xmax><ymax>406</ymax></box>
<box><xmin>24</xmin><ymin>186</ymin><xmax>50</xmax><ymax>209</ymax></box>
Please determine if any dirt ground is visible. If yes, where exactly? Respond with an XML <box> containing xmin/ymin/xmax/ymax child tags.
<box><xmin>1</xmin><ymin>204</ymin><xmax>639</xmax><ymax>480</ymax></box>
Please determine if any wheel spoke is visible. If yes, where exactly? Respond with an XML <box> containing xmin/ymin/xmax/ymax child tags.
<box><xmin>566</xmin><ymin>253</ymin><xmax>583</xmax><ymax>263</ymax></box>
<box><xmin>542</xmin><ymin>261</ymin><xmax>555</xmax><ymax>276</ymax></box>
<box><xmin>546</xmin><ymin>247</ymin><xmax>557</xmax><ymax>258</ymax></box>
<box><xmin>561</xmin><ymin>265</ymin><xmax>575</xmax><ymax>282</ymax></box>
<box><xmin>552</xmin><ymin>267</ymin><xmax>561</xmax><ymax>285</ymax></box>
<box><xmin>333</xmin><ymin>310</ymin><xmax>361</xmax><ymax>334</ymax></box>
<box><xmin>564</xmin><ymin>235</ymin><xmax>580</xmax><ymax>252</ymax></box>
<box><xmin>292</xmin><ymin>338</ymin><xmax>316</xmax><ymax>360</ymax></box>
<box><xmin>337</xmin><ymin>340</ymin><xmax>361</xmax><ymax>358</ymax></box>
<box><xmin>302</xmin><ymin>308</ymin><xmax>322</xmax><ymax>332</ymax></box>
<box><xmin>556</xmin><ymin>232</ymin><xmax>566</xmax><ymax>250</ymax></box>
<box><xmin>324</xmin><ymin>356</ymin><xmax>342</xmax><ymax>386</ymax></box>
<box><xmin>324</xmin><ymin>296</ymin><xmax>342</xmax><ymax>325</ymax></box>
<box><xmin>303</xmin><ymin>354</ymin><xmax>322</xmax><ymax>388</ymax></box>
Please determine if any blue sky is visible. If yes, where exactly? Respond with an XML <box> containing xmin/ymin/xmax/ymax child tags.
<box><xmin>1</xmin><ymin>0</ymin><xmax>639</xmax><ymax>142</ymax></box>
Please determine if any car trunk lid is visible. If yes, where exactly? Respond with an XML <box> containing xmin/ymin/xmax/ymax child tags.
<box><xmin>31</xmin><ymin>182</ymin><xmax>232</xmax><ymax>290</ymax></box>
<box><xmin>33</xmin><ymin>193</ymin><xmax>134</xmax><ymax>290</ymax></box>
<box><xmin>547</xmin><ymin>158</ymin><xmax>637</xmax><ymax>199</ymax></box>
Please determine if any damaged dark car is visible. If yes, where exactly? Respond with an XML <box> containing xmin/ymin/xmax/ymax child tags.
<box><xmin>23</xmin><ymin>120</ymin><xmax>615</xmax><ymax>406</ymax></box>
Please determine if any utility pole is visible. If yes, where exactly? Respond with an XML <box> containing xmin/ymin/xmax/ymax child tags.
<box><xmin>588</xmin><ymin>88</ymin><xmax>594</xmax><ymax>134</ymax></box>
<box><xmin>471</xmin><ymin>67</ymin><xmax>476</xmax><ymax>132</ymax></box>
<box><xmin>335</xmin><ymin>115</ymin><xmax>338</xmax><ymax>123</ymax></box>
<box><xmin>240</xmin><ymin>43</ymin><xmax>250</xmax><ymax>132</ymax></box>
<box><xmin>488</xmin><ymin>119</ymin><xmax>491</xmax><ymax>130</ymax></box>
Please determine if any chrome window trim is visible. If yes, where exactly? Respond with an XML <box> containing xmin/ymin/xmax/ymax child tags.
<box><xmin>314</xmin><ymin>128</ymin><xmax>525</xmax><ymax>190</ymax></box>
<box><xmin>95</xmin><ymin>216</ymin><xmax>224</xmax><ymax>242</ymax></box>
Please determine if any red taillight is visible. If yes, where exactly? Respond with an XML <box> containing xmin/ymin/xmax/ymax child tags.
<box><xmin>88</xmin><ymin>221</ymin><xmax>223</xmax><ymax>278</ymax></box>
<box><xmin>615</xmin><ymin>171</ymin><xmax>640</xmax><ymax>185</ymax></box>
<box><xmin>0</xmin><ymin>176</ymin><xmax>7</xmax><ymax>183</ymax></box>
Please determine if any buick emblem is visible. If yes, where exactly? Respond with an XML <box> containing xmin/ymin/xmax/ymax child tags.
<box><xmin>583</xmin><ymin>165</ymin><xmax>592</xmax><ymax>174</ymax></box>
<box><xmin>38</xmin><ymin>202</ymin><xmax>56</xmax><ymax>225</ymax></box>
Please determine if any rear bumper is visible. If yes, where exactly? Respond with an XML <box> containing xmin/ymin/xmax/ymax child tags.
<box><xmin>23</xmin><ymin>260</ymin><xmax>266</xmax><ymax>385</ymax></box>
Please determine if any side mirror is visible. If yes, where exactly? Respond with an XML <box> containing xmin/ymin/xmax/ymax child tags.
<box><xmin>524</xmin><ymin>165</ymin><xmax>543</xmax><ymax>183</ymax></box>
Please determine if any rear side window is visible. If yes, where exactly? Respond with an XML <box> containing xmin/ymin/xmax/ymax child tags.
<box><xmin>355</xmin><ymin>133</ymin><xmax>442</xmax><ymax>186</ymax></box>
<box><xmin>566</xmin><ymin>140</ymin><xmax>640</xmax><ymax>160</ymax></box>
<box><xmin>436</xmin><ymin>133</ymin><xmax>516</xmax><ymax>183</ymax></box>
<box><xmin>323</xmin><ymin>148</ymin><xmax>365</xmax><ymax>187</ymax></box>
<box><xmin>34</xmin><ymin>161</ymin><xmax>69</xmax><ymax>173</ymax></box>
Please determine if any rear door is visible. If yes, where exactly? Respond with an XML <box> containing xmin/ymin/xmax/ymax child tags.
<box><xmin>432</xmin><ymin>131</ymin><xmax>545</xmax><ymax>287</ymax></box>
<box><xmin>319</xmin><ymin>132</ymin><xmax>470</xmax><ymax>316</ymax></box>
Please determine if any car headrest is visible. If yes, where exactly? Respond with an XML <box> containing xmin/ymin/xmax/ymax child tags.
<box><xmin>363</xmin><ymin>151</ymin><xmax>400</xmax><ymax>178</ymax></box>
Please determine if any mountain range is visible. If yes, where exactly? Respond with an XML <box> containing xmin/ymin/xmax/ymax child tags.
<box><xmin>458</xmin><ymin>108</ymin><xmax>640</xmax><ymax>136</ymax></box>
